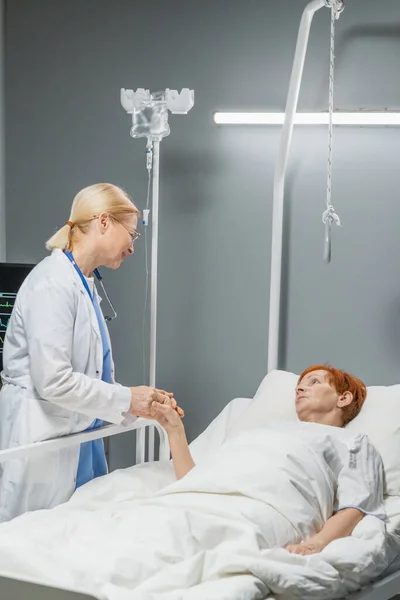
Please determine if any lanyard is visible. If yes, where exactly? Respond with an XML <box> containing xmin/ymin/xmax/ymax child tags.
<box><xmin>63</xmin><ymin>251</ymin><xmax>117</xmax><ymax>321</ymax></box>
<box><xmin>64</xmin><ymin>250</ymin><xmax>95</xmax><ymax>303</ymax></box>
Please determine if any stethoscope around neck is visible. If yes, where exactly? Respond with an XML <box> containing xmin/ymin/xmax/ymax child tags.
<box><xmin>64</xmin><ymin>250</ymin><xmax>118</xmax><ymax>322</ymax></box>
<box><xmin>93</xmin><ymin>268</ymin><xmax>118</xmax><ymax>322</ymax></box>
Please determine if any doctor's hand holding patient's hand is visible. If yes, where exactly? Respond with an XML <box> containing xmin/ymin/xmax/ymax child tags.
<box><xmin>152</xmin><ymin>398</ymin><xmax>185</xmax><ymax>432</ymax></box>
<box><xmin>129</xmin><ymin>386</ymin><xmax>180</xmax><ymax>419</ymax></box>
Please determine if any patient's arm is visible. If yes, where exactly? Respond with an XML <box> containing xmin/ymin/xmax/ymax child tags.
<box><xmin>168</xmin><ymin>426</ymin><xmax>196</xmax><ymax>479</ymax></box>
<box><xmin>285</xmin><ymin>507</ymin><xmax>364</xmax><ymax>556</ymax></box>
<box><xmin>152</xmin><ymin>401</ymin><xmax>196</xmax><ymax>479</ymax></box>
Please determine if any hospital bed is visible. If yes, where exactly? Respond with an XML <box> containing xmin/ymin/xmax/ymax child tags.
<box><xmin>0</xmin><ymin>379</ymin><xmax>400</xmax><ymax>600</ymax></box>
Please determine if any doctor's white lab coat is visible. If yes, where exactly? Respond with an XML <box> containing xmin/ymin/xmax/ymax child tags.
<box><xmin>0</xmin><ymin>249</ymin><xmax>133</xmax><ymax>522</ymax></box>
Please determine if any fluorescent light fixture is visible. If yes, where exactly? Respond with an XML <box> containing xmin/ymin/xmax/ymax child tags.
<box><xmin>213</xmin><ymin>112</ymin><xmax>400</xmax><ymax>126</ymax></box>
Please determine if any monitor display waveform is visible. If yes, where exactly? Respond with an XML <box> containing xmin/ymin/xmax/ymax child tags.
<box><xmin>0</xmin><ymin>300</ymin><xmax>13</xmax><ymax>308</ymax></box>
<box><xmin>0</xmin><ymin>264</ymin><xmax>35</xmax><ymax>371</ymax></box>
<box><xmin>0</xmin><ymin>316</ymin><xmax>11</xmax><ymax>329</ymax></box>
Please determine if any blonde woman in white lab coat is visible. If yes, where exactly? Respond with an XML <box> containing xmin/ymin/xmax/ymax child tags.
<box><xmin>0</xmin><ymin>183</ymin><xmax>180</xmax><ymax>522</ymax></box>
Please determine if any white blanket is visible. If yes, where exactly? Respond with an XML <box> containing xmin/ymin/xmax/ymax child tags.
<box><xmin>0</xmin><ymin>428</ymin><xmax>399</xmax><ymax>600</ymax></box>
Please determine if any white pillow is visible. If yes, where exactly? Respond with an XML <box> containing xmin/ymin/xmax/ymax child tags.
<box><xmin>228</xmin><ymin>370</ymin><xmax>298</xmax><ymax>437</ymax></box>
<box><xmin>229</xmin><ymin>369</ymin><xmax>400</xmax><ymax>496</ymax></box>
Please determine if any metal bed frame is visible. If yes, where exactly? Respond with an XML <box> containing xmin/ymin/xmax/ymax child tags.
<box><xmin>0</xmin><ymin>419</ymin><xmax>170</xmax><ymax>599</ymax></box>
<box><xmin>0</xmin><ymin>576</ymin><xmax>399</xmax><ymax>600</ymax></box>
<box><xmin>0</xmin><ymin>418</ymin><xmax>170</xmax><ymax>466</ymax></box>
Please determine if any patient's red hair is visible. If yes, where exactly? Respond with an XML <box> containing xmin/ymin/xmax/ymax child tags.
<box><xmin>298</xmin><ymin>365</ymin><xmax>367</xmax><ymax>426</ymax></box>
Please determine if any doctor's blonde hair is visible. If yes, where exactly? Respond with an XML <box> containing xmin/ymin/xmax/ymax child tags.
<box><xmin>46</xmin><ymin>183</ymin><xmax>139</xmax><ymax>252</ymax></box>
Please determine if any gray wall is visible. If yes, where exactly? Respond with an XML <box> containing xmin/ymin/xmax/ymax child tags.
<box><xmin>0</xmin><ymin>0</ymin><xmax>5</xmax><ymax>262</ymax></box>
<box><xmin>5</xmin><ymin>0</ymin><xmax>400</xmax><ymax>467</ymax></box>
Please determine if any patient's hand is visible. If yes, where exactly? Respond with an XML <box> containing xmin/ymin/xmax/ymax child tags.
<box><xmin>285</xmin><ymin>541</ymin><xmax>325</xmax><ymax>555</ymax></box>
<box><xmin>286</xmin><ymin>508</ymin><xmax>364</xmax><ymax>556</ymax></box>
<box><xmin>152</xmin><ymin>399</ymin><xmax>184</xmax><ymax>433</ymax></box>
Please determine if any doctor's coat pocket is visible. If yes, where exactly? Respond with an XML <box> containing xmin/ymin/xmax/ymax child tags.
<box><xmin>27</xmin><ymin>396</ymin><xmax>73</xmax><ymax>442</ymax></box>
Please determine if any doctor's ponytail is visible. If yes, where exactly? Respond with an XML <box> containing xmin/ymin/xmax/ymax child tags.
<box><xmin>46</xmin><ymin>183</ymin><xmax>139</xmax><ymax>252</ymax></box>
<box><xmin>45</xmin><ymin>223</ymin><xmax>73</xmax><ymax>252</ymax></box>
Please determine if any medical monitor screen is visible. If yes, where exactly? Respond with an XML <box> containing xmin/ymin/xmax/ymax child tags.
<box><xmin>0</xmin><ymin>263</ymin><xmax>35</xmax><ymax>372</ymax></box>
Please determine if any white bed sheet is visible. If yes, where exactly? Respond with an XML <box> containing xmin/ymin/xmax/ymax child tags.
<box><xmin>0</xmin><ymin>398</ymin><xmax>399</xmax><ymax>600</ymax></box>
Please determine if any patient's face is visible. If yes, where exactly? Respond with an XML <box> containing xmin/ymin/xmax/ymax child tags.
<box><xmin>295</xmin><ymin>370</ymin><xmax>341</xmax><ymax>423</ymax></box>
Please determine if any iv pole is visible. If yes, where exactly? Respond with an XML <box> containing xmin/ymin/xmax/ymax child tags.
<box><xmin>121</xmin><ymin>88</ymin><xmax>194</xmax><ymax>455</ymax></box>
